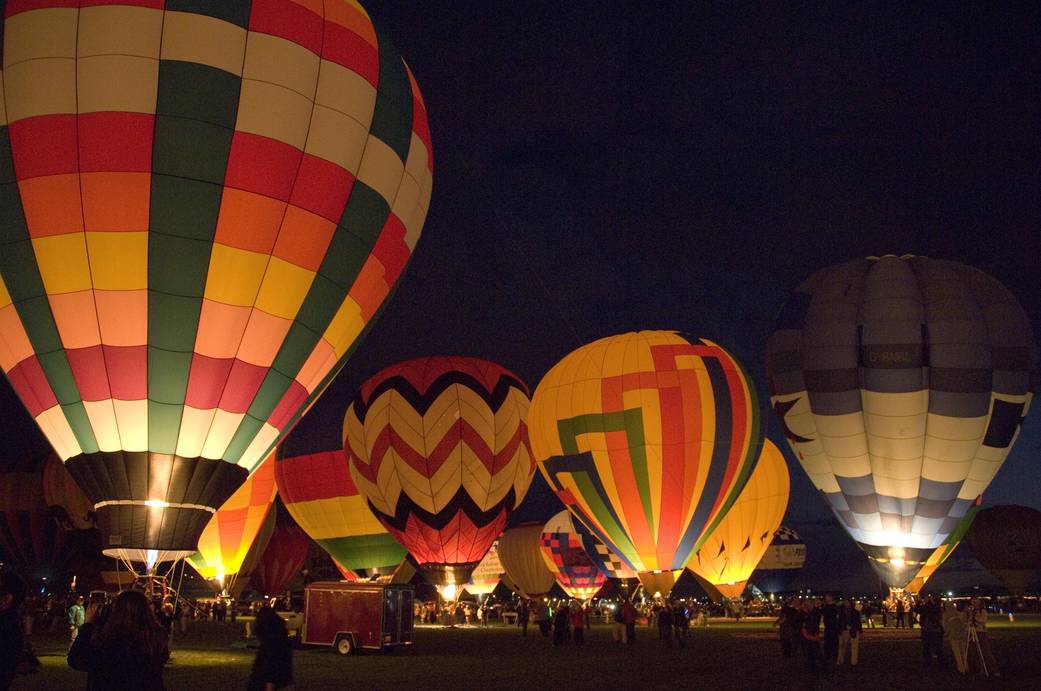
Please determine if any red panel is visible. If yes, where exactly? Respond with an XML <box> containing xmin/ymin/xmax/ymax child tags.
<box><xmin>408</xmin><ymin>69</ymin><xmax>433</xmax><ymax>171</ymax></box>
<box><xmin>8</xmin><ymin>115</ymin><xmax>78</xmax><ymax>179</ymax></box>
<box><xmin>5</xmin><ymin>0</ymin><xmax>78</xmax><ymax>17</ymax></box>
<box><xmin>248</xmin><ymin>0</ymin><xmax>322</xmax><ymax>54</ymax></box>
<box><xmin>81</xmin><ymin>0</ymin><xmax>164</xmax><ymax>7</ymax></box>
<box><xmin>217</xmin><ymin>359</ymin><xmax>267</xmax><ymax>414</ymax></box>
<box><xmin>288</xmin><ymin>154</ymin><xmax>353</xmax><ymax>223</ymax></box>
<box><xmin>5</xmin><ymin>356</ymin><xmax>58</xmax><ymax>417</ymax></box>
<box><xmin>268</xmin><ymin>379</ymin><xmax>307</xmax><ymax>430</ymax></box>
<box><xmin>321</xmin><ymin>21</ymin><xmax>379</xmax><ymax>86</ymax></box>
<box><xmin>275</xmin><ymin>450</ymin><xmax>358</xmax><ymax>504</ymax></box>
<box><xmin>225</xmin><ymin>132</ymin><xmax>302</xmax><ymax>202</ymax></box>
<box><xmin>103</xmin><ymin>345</ymin><xmax>147</xmax><ymax>400</ymax></box>
<box><xmin>184</xmin><ymin>354</ymin><xmax>234</xmax><ymax>409</ymax></box>
<box><xmin>370</xmin><ymin>214</ymin><xmax>410</xmax><ymax>286</ymax></box>
<box><xmin>78</xmin><ymin>112</ymin><xmax>154</xmax><ymax>173</ymax></box>
<box><xmin>65</xmin><ymin>346</ymin><xmax>111</xmax><ymax>402</ymax></box>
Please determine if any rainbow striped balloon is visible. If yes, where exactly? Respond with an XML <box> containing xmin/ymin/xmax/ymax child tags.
<box><xmin>529</xmin><ymin>331</ymin><xmax>763</xmax><ymax>593</ymax></box>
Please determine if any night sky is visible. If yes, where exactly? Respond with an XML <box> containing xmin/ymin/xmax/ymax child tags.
<box><xmin>2</xmin><ymin>1</ymin><xmax>1039</xmax><ymax>589</ymax></box>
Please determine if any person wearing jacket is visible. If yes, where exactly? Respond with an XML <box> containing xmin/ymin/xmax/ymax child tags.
<box><xmin>569</xmin><ymin>603</ymin><xmax>586</xmax><ymax>645</ymax></box>
<box><xmin>246</xmin><ymin>606</ymin><xmax>293</xmax><ymax>691</ymax></box>
<box><xmin>915</xmin><ymin>595</ymin><xmax>946</xmax><ymax>667</ymax></box>
<box><xmin>943</xmin><ymin>600</ymin><xmax>968</xmax><ymax>674</ymax></box>
<box><xmin>837</xmin><ymin>599</ymin><xmax>862</xmax><ymax>667</ymax></box>
<box><xmin>68</xmin><ymin>589</ymin><xmax>169</xmax><ymax>690</ymax></box>
<box><xmin>800</xmin><ymin>599</ymin><xmax>823</xmax><ymax>672</ymax></box>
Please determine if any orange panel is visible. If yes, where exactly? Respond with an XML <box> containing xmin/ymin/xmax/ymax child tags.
<box><xmin>48</xmin><ymin>290</ymin><xmax>101</xmax><ymax>349</ymax></box>
<box><xmin>325</xmin><ymin>1</ymin><xmax>376</xmax><ymax>47</ymax></box>
<box><xmin>270</xmin><ymin>205</ymin><xmax>336</xmax><ymax>272</ymax></box>
<box><xmin>81</xmin><ymin>172</ymin><xmax>150</xmax><ymax>232</ymax></box>
<box><xmin>236</xmin><ymin>308</ymin><xmax>292</xmax><ymax>367</ymax></box>
<box><xmin>95</xmin><ymin>289</ymin><xmax>148</xmax><ymax>346</ymax></box>
<box><xmin>18</xmin><ymin>174</ymin><xmax>84</xmax><ymax>238</ymax></box>
<box><xmin>194</xmin><ymin>300</ymin><xmax>252</xmax><ymax>359</ymax></box>
<box><xmin>214</xmin><ymin>188</ymin><xmax>286</xmax><ymax>255</ymax></box>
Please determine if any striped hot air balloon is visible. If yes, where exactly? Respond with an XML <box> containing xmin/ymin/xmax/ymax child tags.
<box><xmin>345</xmin><ymin>357</ymin><xmax>536</xmax><ymax>587</ymax></box>
<box><xmin>540</xmin><ymin>511</ymin><xmax>607</xmax><ymax>601</ymax></box>
<box><xmin>275</xmin><ymin>449</ymin><xmax>406</xmax><ymax>576</ymax></box>
<box><xmin>529</xmin><ymin>331</ymin><xmax>763</xmax><ymax>597</ymax></box>
<box><xmin>251</xmin><ymin>502</ymin><xmax>309</xmax><ymax>597</ymax></box>
<box><xmin>187</xmin><ymin>451</ymin><xmax>277</xmax><ymax>591</ymax></box>
<box><xmin>0</xmin><ymin>0</ymin><xmax>432</xmax><ymax>567</ymax></box>
<box><xmin>687</xmin><ymin>439</ymin><xmax>789</xmax><ymax>600</ymax></box>
<box><xmin>767</xmin><ymin>256</ymin><xmax>1036</xmax><ymax>589</ymax></box>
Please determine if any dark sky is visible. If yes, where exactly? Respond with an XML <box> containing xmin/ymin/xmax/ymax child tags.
<box><xmin>2</xmin><ymin>1</ymin><xmax>1039</xmax><ymax>588</ymax></box>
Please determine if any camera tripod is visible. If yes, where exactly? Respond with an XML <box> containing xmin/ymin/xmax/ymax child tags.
<box><xmin>964</xmin><ymin>625</ymin><xmax>988</xmax><ymax>677</ymax></box>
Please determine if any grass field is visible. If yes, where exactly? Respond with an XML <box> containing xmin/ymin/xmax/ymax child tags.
<box><xmin>13</xmin><ymin>615</ymin><xmax>1041</xmax><ymax>690</ymax></box>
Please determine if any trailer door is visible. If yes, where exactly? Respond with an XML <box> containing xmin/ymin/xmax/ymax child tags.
<box><xmin>382</xmin><ymin>587</ymin><xmax>414</xmax><ymax>644</ymax></box>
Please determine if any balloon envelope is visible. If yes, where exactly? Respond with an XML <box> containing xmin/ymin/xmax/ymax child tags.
<box><xmin>498</xmin><ymin>523</ymin><xmax>556</xmax><ymax>599</ymax></box>
<box><xmin>905</xmin><ymin>501</ymin><xmax>979</xmax><ymax>594</ymax></box>
<box><xmin>767</xmin><ymin>256</ymin><xmax>1036</xmax><ymax>588</ymax></box>
<box><xmin>540</xmin><ymin>511</ymin><xmax>607</xmax><ymax>600</ymax></box>
<box><xmin>464</xmin><ymin>540</ymin><xmax>504</xmax><ymax>596</ymax></box>
<box><xmin>0</xmin><ymin>0</ymin><xmax>432</xmax><ymax>564</ymax></box>
<box><xmin>275</xmin><ymin>449</ymin><xmax>406</xmax><ymax>575</ymax></box>
<box><xmin>965</xmin><ymin>505</ymin><xmax>1041</xmax><ymax>596</ymax></box>
<box><xmin>250</xmin><ymin>503</ymin><xmax>310</xmax><ymax>597</ymax></box>
<box><xmin>529</xmin><ymin>331</ymin><xmax>763</xmax><ymax>596</ymax></box>
<box><xmin>0</xmin><ymin>454</ymin><xmax>75</xmax><ymax>578</ymax></box>
<box><xmin>345</xmin><ymin>357</ymin><xmax>536</xmax><ymax>585</ymax></box>
<box><xmin>752</xmin><ymin>526</ymin><xmax>807</xmax><ymax>593</ymax></box>
<box><xmin>687</xmin><ymin>439</ymin><xmax>789</xmax><ymax>599</ymax></box>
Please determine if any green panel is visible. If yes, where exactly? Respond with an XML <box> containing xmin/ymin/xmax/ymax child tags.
<box><xmin>157</xmin><ymin>61</ymin><xmax>241</xmax><ymax>126</ymax></box>
<box><xmin>147</xmin><ymin>347</ymin><xmax>193</xmax><ymax>404</ymax></box>
<box><xmin>337</xmin><ymin>181</ymin><xmax>389</xmax><ymax>248</ymax></box>
<box><xmin>152</xmin><ymin>115</ymin><xmax>233</xmax><ymax>185</ymax></box>
<box><xmin>0</xmin><ymin>128</ymin><xmax>16</xmax><ymax>184</ymax></box>
<box><xmin>320</xmin><ymin>534</ymin><xmax>407</xmax><ymax>571</ymax></box>
<box><xmin>11</xmin><ymin>295</ymin><xmax>61</xmax><ymax>355</ymax></box>
<box><xmin>60</xmin><ymin>401</ymin><xmax>99</xmax><ymax>454</ymax></box>
<box><xmin>246</xmin><ymin>368</ymin><xmax>294</xmax><ymax>417</ymax></box>
<box><xmin>319</xmin><ymin>226</ymin><xmax>373</xmax><ymax>289</ymax></box>
<box><xmin>0</xmin><ymin>240</ymin><xmax>43</xmax><ymax>298</ymax></box>
<box><xmin>270</xmin><ymin>322</ymin><xmax>318</xmax><ymax>378</ymax></box>
<box><xmin>150</xmin><ymin>176</ymin><xmax>223</xmax><ymax>241</ymax></box>
<box><xmin>293</xmin><ymin>274</ymin><xmax>344</xmax><ymax>339</ymax></box>
<box><xmin>35</xmin><ymin>350</ymin><xmax>81</xmax><ymax>404</ymax></box>
<box><xmin>165</xmin><ymin>0</ymin><xmax>251</xmax><ymax>29</ymax></box>
<box><xmin>149</xmin><ymin>234</ymin><xmax>211</xmax><ymax>297</ymax></box>
<box><xmin>148</xmin><ymin>400</ymin><xmax>184</xmax><ymax>454</ymax></box>
<box><xmin>0</xmin><ymin>183</ymin><xmax>28</xmax><ymax>244</ymax></box>
<box><xmin>148</xmin><ymin>293</ymin><xmax>201</xmax><ymax>351</ymax></box>
<box><xmin>222</xmin><ymin>414</ymin><xmax>263</xmax><ymax>464</ymax></box>
<box><xmin>370</xmin><ymin>28</ymin><xmax>412</xmax><ymax>161</ymax></box>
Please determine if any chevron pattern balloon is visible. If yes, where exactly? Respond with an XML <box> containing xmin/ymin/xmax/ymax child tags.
<box><xmin>344</xmin><ymin>357</ymin><xmax>535</xmax><ymax>585</ymax></box>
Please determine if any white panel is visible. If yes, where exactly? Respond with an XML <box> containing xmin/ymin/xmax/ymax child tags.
<box><xmin>113</xmin><ymin>399</ymin><xmax>147</xmax><ymax>451</ymax></box>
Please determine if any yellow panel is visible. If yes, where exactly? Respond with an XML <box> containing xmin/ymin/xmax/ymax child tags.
<box><xmin>304</xmin><ymin>105</ymin><xmax>369</xmax><ymax>173</ymax></box>
<box><xmin>77</xmin><ymin>55</ymin><xmax>158</xmax><ymax>114</ymax></box>
<box><xmin>322</xmin><ymin>297</ymin><xmax>364</xmax><ymax>358</ymax></box>
<box><xmin>83</xmin><ymin>399</ymin><xmax>120</xmax><ymax>450</ymax></box>
<box><xmin>203</xmin><ymin>244</ymin><xmax>268</xmax><ymax>307</ymax></box>
<box><xmin>3</xmin><ymin>9</ymin><xmax>77</xmax><ymax>65</ymax></box>
<box><xmin>112</xmin><ymin>399</ymin><xmax>147</xmax><ymax>451</ymax></box>
<box><xmin>176</xmin><ymin>406</ymin><xmax>217</xmax><ymax>460</ymax></box>
<box><xmin>235</xmin><ymin>80</ymin><xmax>312</xmax><ymax>150</ymax></box>
<box><xmin>253</xmin><ymin>257</ymin><xmax>314</xmax><ymax>320</ymax></box>
<box><xmin>77</xmin><ymin>5</ymin><xmax>163</xmax><ymax>59</ymax></box>
<box><xmin>32</xmin><ymin>233</ymin><xmax>92</xmax><ymax>294</ymax></box>
<box><xmin>4</xmin><ymin>58</ymin><xmax>76</xmax><ymax>122</ymax></box>
<box><xmin>160</xmin><ymin>11</ymin><xmax>247</xmax><ymax>75</ymax></box>
<box><xmin>355</xmin><ymin>136</ymin><xmax>404</xmax><ymax>205</ymax></box>
<box><xmin>86</xmin><ymin>232</ymin><xmax>148</xmax><ymax>290</ymax></box>
<box><xmin>242</xmin><ymin>32</ymin><xmax>319</xmax><ymax>98</ymax></box>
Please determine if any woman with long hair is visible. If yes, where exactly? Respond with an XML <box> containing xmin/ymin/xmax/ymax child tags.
<box><xmin>68</xmin><ymin>589</ymin><xmax>169</xmax><ymax>690</ymax></box>
<box><xmin>247</xmin><ymin>606</ymin><xmax>293</xmax><ymax>691</ymax></box>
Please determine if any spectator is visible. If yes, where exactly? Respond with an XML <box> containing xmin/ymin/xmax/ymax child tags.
<box><xmin>67</xmin><ymin>596</ymin><xmax>86</xmax><ymax>647</ymax></box>
<box><xmin>0</xmin><ymin>572</ymin><xmax>27</xmax><ymax>691</ymax></box>
<box><xmin>622</xmin><ymin>600</ymin><xmax>637</xmax><ymax>644</ymax></box>
<box><xmin>837</xmin><ymin>599</ymin><xmax>861</xmax><ymax>667</ymax></box>
<box><xmin>943</xmin><ymin>600</ymin><xmax>968</xmax><ymax>674</ymax></box>
<box><xmin>246</xmin><ymin>607</ymin><xmax>293</xmax><ymax>691</ymax></box>
<box><xmin>570</xmin><ymin>603</ymin><xmax>586</xmax><ymax>645</ymax></box>
<box><xmin>800</xmin><ymin>600</ymin><xmax>823</xmax><ymax>672</ymax></box>
<box><xmin>916</xmin><ymin>595</ymin><xmax>945</xmax><ymax>667</ymax></box>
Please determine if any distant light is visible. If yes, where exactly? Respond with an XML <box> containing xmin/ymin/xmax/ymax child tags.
<box><xmin>948</xmin><ymin>592</ymin><xmax>953</xmax><ymax>597</ymax></box>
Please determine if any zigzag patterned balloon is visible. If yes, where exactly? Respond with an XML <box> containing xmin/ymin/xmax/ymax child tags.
<box><xmin>344</xmin><ymin>356</ymin><xmax>535</xmax><ymax>585</ymax></box>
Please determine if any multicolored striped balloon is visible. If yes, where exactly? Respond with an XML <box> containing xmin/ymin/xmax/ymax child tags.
<box><xmin>767</xmin><ymin>256</ymin><xmax>1036</xmax><ymax>588</ymax></box>
<box><xmin>0</xmin><ymin>1</ymin><xmax>432</xmax><ymax>563</ymax></box>
<box><xmin>540</xmin><ymin>511</ymin><xmax>607</xmax><ymax>601</ymax></box>
<box><xmin>345</xmin><ymin>357</ymin><xmax>536</xmax><ymax>586</ymax></box>
<box><xmin>186</xmin><ymin>451</ymin><xmax>277</xmax><ymax>588</ymax></box>
<box><xmin>687</xmin><ymin>439</ymin><xmax>789</xmax><ymax>600</ymax></box>
<box><xmin>529</xmin><ymin>331</ymin><xmax>763</xmax><ymax>595</ymax></box>
<box><xmin>275</xmin><ymin>449</ymin><xmax>406</xmax><ymax>575</ymax></box>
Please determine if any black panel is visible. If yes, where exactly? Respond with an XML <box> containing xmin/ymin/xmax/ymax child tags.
<box><xmin>419</xmin><ymin>563</ymin><xmax>479</xmax><ymax>587</ymax></box>
<box><xmin>982</xmin><ymin>400</ymin><xmax>1027</xmax><ymax>449</ymax></box>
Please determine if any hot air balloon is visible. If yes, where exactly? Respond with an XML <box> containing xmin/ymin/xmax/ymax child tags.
<box><xmin>251</xmin><ymin>502</ymin><xmax>310</xmax><ymax>597</ymax></box>
<box><xmin>0</xmin><ymin>0</ymin><xmax>432</xmax><ymax>570</ymax></box>
<box><xmin>345</xmin><ymin>357</ymin><xmax>536</xmax><ymax>591</ymax></box>
<box><xmin>687</xmin><ymin>439</ymin><xmax>789</xmax><ymax>600</ymax></box>
<box><xmin>540</xmin><ymin>511</ymin><xmax>607</xmax><ymax>601</ymax></box>
<box><xmin>498</xmin><ymin>523</ymin><xmax>556</xmax><ymax>599</ymax></box>
<box><xmin>186</xmin><ymin>452</ymin><xmax>277</xmax><ymax>593</ymax></box>
<box><xmin>464</xmin><ymin>540</ymin><xmax>504</xmax><ymax>597</ymax></box>
<box><xmin>275</xmin><ymin>449</ymin><xmax>406</xmax><ymax>576</ymax></box>
<box><xmin>529</xmin><ymin>331</ymin><xmax>763</xmax><ymax>597</ymax></box>
<box><xmin>766</xmin><ymin>256</ymin><xmax>1036</xmax><ymax>589</ymax></box>
<box><xmin>0</xmin><ymin>454</ymin><xmax>74</xmax><ymax>578</ymax></box>
<box><xmin>905</xmin><ymin>500</ymin><xmax>979</xmax><ymax>595</ymax></box>
<box><xmin>752</xmin><ymin>527</ymin><xmax>807</xmax><ymax>593</ymax></box>
<box><xmin>965</xmin><ymin>505</ymin><xmax>1041</xmax><ymax>596</ymax></box>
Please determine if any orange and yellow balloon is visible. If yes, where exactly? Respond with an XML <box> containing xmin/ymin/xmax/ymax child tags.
<box><xmin>687</xmin><ymin>439</ymin><xmax>789</xmax><ymax>600</ymax></box>
<box><xmin>529</xmin><ymin>331</ymin><xmax>763</xmax><ymax>597</ymax></box>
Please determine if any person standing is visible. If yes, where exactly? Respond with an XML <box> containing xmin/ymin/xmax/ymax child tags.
<box><xmin>518</xmin><ymin>600</ymin><xmax>530</xmax><ymax>636</ymax></box>
<box><xmin>775</xmin><ymin>599</ymin><xmax>798</xmax><ymax>660</ymax></box>
<box><xmin>67</xmin><ymin>596</ymin><xmax>86</xmax><ymax>647</ymax></box>
<box><xmin>534</xmin><ymin>600</ymin><xmax>550</xmax><ymax>637</ymax></box>
<box><xmin>656</xmin><ymin>603</ymin><xmax>673</xmax><ymax>647</ymax></box>
<box><xmin>570</xmin><ymin>603</ymin><xmax>586</xmax><ymax>645</ymax></box>
<box><xmin>800</xmin><ymin>600</ymin><xmax>823</xmax><ymax>672</ymax></box>
<box><xmin>967</xmin><ymin>599</ymin><xmax>1000</xmax><ymax>677</ymax></box>
<box><xmin>246</xmin><ymin>606</ymin><xmax>293</xmax><ymax>691</ymax></box>
<box><xmin>67</xmin><ymin>589</ymin><xmax>170</xmax><ymax>690</ymax></box>
<box><xmin>551</xmin><ymin>603</ymin><xmax>570</xmax><ymax>645</ymax></box>
<box><xmin>0</xmin><ymin>572</ymin><xmax>27</xmax><ymax>691</ymax></box>
<box><xmin>881</xmin><ymin>600</ymin><xmax>888</xmax><ymax>628</ymax></box>
<box><xmin>612</xmin><ymin>602</ymin><xmax>626</xmax><ymax>643</ymax></box>
<box><xmin>943</xmin><ymin>600</ymin><xmax>968</xmax><ymax>674</ymax></box>
<box><xmin>622</xmin><ymin>600</ymin><xmax>637</xmax><ymax>644</ymax></box>
<box><xmin>672</xmin><ymin>603</ymin><xmax>688</xmax><ymax>647</ymax></box>
<box><xmin>821</xmin><ymin>594</ymin><xmax>839</xmax><ymax>666</ymax></box>
<box><xmin>837</xmin><ymin>599</ymin><xmax>861</xmax><ymax>667</ymax></box>
<box><xmin>916</xmin><ymin>595</ymin><xmax>945</xmax><ymax>667</ymax></box>
<box><xmin>895</xmin><ymin>598</ymin><xmax>905</xmax><ymax>629</ymax></box>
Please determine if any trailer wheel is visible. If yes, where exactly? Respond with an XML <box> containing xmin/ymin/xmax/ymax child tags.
<box><xmin>334</xmin><ymin>634</ymin><xmax>354</xmax><ymax>656</ymax></box>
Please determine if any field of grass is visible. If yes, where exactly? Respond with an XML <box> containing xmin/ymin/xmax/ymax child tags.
<box><xmin>13</xmin><ymin>615</ymin><xmax>1041</xmax><ymax>690</ymax></box>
